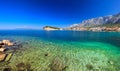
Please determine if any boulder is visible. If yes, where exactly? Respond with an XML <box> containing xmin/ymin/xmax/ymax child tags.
<box><xmin>0</xmin><ymin>53</ymin><xmax>6</xmax><ymax>62</ymax></box>
<box><xmin>2</xmin><ymin>40</ymin><xmax>10</xmax><ymax>45</ymax></box>
<box><xmin>7</xmin><ymin>43</ymin><xmax>13</xmax><ymax>46</ymax></box>
<box><xmin>0</xmin><ymin>47</ymin><xmax>6</xmax><ymax>52</ymax></box>
<box><xmin>2</xmin><ymin>40</ymin><xmax>13</xmax><ymax>46</ymax></box>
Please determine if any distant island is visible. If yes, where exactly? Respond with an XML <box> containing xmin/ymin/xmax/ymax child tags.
<box><xmin>66</xmin><ymin>12</ymin><xmax>120</xmax><ymax>32</ymax></box>
<box><xmin>43</xmin><ymin>26</ymin><xmax>61</xmax><ymax>31</ymax></box>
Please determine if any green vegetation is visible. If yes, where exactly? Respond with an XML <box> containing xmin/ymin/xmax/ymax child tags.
<box><xmin>43</xmin><ymin>26</ymin><xmax>60</xmax><ymax>30</ymax></box>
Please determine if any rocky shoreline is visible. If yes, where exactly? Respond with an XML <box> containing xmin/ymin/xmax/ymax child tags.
<box><xmin>0</xmin><ymin>40</ymin><xmax>13</xmax><ymax>62</ymax></box>
<box><xmin>0</xmin><ymin>39</ymin><xmax>26</xmax><ymax>62</ymax></box>
<box><xmin>66</xmin><ymin>27</ymin><xmax>120</xmax><ymax>32</ymax></box>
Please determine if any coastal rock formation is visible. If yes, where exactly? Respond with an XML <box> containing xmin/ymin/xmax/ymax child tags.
<box><xmin>2</xmin><ymin>40</ymin><xmax>13</xmax><ymax>46</ymax></box>
<box><xmin>0</xmin><ymin>40</ymin><xmax>14</xmax><ymax>62</ymax></box>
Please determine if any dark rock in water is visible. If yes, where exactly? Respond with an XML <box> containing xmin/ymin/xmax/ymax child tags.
<box><xmin>50</xmin><ymin>57</ymin><xmax>67</xmax><ymax>71</ymax></box>
<box><xmin>45</xmin><ymin>53</ymin><xmax>48</xmax><ymax>56</ymax></box>
<box><xmin>86</xmin><ymin>64</ymin><xmax>93</xmax><ymax>70</ymax></box>
<box><xmin>12</xmin><ymin>42</ymin><xmax>23</xmax><ymax>48</ymax></box>
<box><xmin>16</xmin><ymin>62</ymin><xmax>33</xmax><ymax>71</ymax></box>
<box><xmin>3</xmin><ymin>67</ymin><xmax>12</xmax><ymax>71</ymax></box>
<box><xmin>108</xmin><ymin>60</ymin><xmax>114</xmax><ymax>65</ymax></box>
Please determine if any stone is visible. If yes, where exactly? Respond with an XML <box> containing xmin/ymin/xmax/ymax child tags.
<box><xmin>0</xmin><ymin>53</ymin><xmax>6</xmax><ymax>61</ymax></box>
<box><xmin>86</xmin><ymin>64</ymin><xmax>93</xmax><ymax>70</ymax></box>
<box><xmin>117</xmin><ymin>28</ymin><xmax>120</xmax><ymax>32</ymax></box>
<box><xmin>2</xmin><ymin>40</ymin><xmax>13</xmax><ymax>46</ymax></box>
<box><xmin>5</xmin><ymin>53</ymin><xmax>13</xmax><ymax>61</ymax></box>
<box><xmin>16</xmin><ymin>62</ymin><xmax>33</xmax><ymax>71</ymax></box>
<box><xmin>50</xmin><ymin>57</ymin><xmax>67</xmax><ymax>71</ymax></box>
<box><xmin>2</xmin><ymin>40</ymin><xmax>10</xmax><ymax>45</ymax></box>
<box><xmin>45</xmin><ymin>53</ymin><xmax>48</xmax><ymax>56</ymax></box>
<box><xmin>0</xmin><ymin>47</ymin><xmax>6</xmax><ymax>52</ymax></box>
<box><xmin>3</xmin><ymin>67</ymin><xmax>12</xmax><ymax>71</ymax></box>
<box><xmin>0</xmin><ymin>42</ymin><xmax>4</xmax><ymax>45</ymax></box>
<box><xmin>108</xmin><ymin>61</ymin><xmax>114</xmax><ymax>65</ymax></box>
<box><xmin>0</xmin><ymin>42</ymin><xmax>5</xmax><ymax>48</ymax></box>
<box><xmin>7</xmin><ymin>43</ymin><xmax>13</xmax><ymax>46</ymax></box>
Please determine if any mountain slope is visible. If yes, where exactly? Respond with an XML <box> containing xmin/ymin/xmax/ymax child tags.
<box><xmin>69</xmin><ymin>13</ymin><xmax>120</xmax><ymax>28</ymax></box>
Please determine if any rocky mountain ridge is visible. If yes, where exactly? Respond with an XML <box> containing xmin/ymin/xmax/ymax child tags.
<box><xmin>69</xmin><ymin>12</ymin><xmax>120</xmax><ymax>28</ymax></box>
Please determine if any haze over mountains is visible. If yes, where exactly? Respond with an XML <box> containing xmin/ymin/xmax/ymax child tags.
<box><xmin>69</xmin><ymin>12</ymin><xmax>120</xmax><ymax>28</ymax></box>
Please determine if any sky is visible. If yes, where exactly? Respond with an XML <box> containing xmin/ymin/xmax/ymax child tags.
<box><xmin>0</xmin><ymin>0</ymin><xmax>120</xmax><ymax>29</ymax></box>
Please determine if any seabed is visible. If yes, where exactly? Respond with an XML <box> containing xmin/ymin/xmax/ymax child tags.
<box><xmin>0</xmin><ymin>36</ymin><xmax>120</xmax><ymax>71</ymax></box>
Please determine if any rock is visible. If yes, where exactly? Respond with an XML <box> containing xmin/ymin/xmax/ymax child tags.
<box><xmin>45</xmin><ymin>53</ymin><xmax>48</xmax><ymax>56</ymax></box>
<box><xmin>50</xmin><ymin>57</ymin><xmax>67</xmax><ymax>71</ymax></box>
<box><xmin>0</xmin><ymin>53</ymin><xmax>7</xmax><ymax>62</ymax></box>
<box><xmin>3</xmin><ymin>67</ymin><xmax>12</xmax><ymax>71</ymax></box>
<box><xmin>2</xmin><ymin>40</ymin><xmax>13</xmax><ymax>46</ymax></box>
<box><xmin>0</xmin><ymin>42</ymin><xmax>5</xmax><ymax>48</ymax></box>
<box><xmin>16</xmin><ymin>62</ymin><xmax>33</xmax><ymax>71</ymax></box>
<box><xmin>108</xmin><ymin>61</ymin><xmax>114</xmax><ymax>65</ymax></box>
<box><xmin>0</xmin><ymin>42</ymin><xmax>4</xmax><ymax>45</ymax></box>
<box><xmin>5</xmin><ymin>53</ymin><xmax>13</xmax><ymax>61</ymax></box>
<box><xmin>0</xmin><ymin>47</ymin><xmax>6</xmax><ymax>52</ymax></box>
<box><xmin>2</xmin><ymin>40</ymin><xmax>10</xmax><ymax>45</ymax></box>
<box><xmin>117</xmin><ymin>28</ymin><xmax>120</xmax><ymax>32</ymax></box>
<box><xmin>86</xmin><ymin>64</ymin><xmax>93</xmax><ymax>70</ymax></box>
<box><xmin>7</xmin><ymin>43</ymin><xmax>13</xmax><ymax>46</ymax></box>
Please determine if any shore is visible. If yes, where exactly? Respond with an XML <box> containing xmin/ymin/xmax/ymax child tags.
<box><xmin>66</xmin><ymin>27</ymin><xmax>120</xmax><ymax>32</ymax></box>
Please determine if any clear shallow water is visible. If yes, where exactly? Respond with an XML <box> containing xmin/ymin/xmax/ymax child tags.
<box><xmin>0</xmin><ymin>30</ymin><xmax>120</xmax><ymax>71</ymax></box>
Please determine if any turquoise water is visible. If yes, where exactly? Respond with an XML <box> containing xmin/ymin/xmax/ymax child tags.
<box><xmin>0</xmin><ymin>30</ymin><xmax>120</xmax><ymax>71</ymax></box>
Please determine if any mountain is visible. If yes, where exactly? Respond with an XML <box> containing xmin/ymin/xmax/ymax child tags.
<box><xmin>69</xmin><ymin>12</ymin><xmax>120</xmax><ymax>28</ymax></box>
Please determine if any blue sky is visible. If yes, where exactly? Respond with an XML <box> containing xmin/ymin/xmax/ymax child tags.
<box><xmin>0</xmin><ymin>0</ymin><xmax>120</xmax><ymax>29</ymax></box>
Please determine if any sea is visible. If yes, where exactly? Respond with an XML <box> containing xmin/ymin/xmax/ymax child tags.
<box><xmin>0</xmin><ymin>30</ymin><xmax>120</xmax><ymax>71</ymax></box>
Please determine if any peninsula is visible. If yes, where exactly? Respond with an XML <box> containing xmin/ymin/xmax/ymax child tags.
<box><xmin>43</xmin><ymin>26</ymin><xmax>60</xmax><ymax>31</ymax></box>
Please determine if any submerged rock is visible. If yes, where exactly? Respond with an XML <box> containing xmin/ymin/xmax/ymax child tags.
<box><xmin>3</xmin><ymin>67</ymin><xmax>12</xmax><ymax>71</ymax></box>
<box><xmin>16</xmin><ymin>62</ymin><xmax>33</xmax><ymax>71</ymax></box>
<box><xmin>0</xmin><ymin>39</ymin><xmax>14</xmax><ymax>62</ymax></box>
<box><xmin>50</xmin><ymin>57</ymin><xmax>67</xmax><ymax>71</ymax></box>
<box><xmin>86</xmin><ymin>64</ymin><xmax>93</xmax><ymax>70</ymax></box>
<box><xmin>5</xmin><ymin>53</ymin><xmax>13</xmax><ymax>62</ymax></box>
<box><xmin>108</xmin><ymin>60</ymin><xmax>114</xmax><ymax>65</ymax></box>
<box><xmin>45</xmin><ymin>53</ymin><xmax>49</xmax><ymax>57</ymax></box>
<box><xmin>0</xmin><ymin>53</ymin><xmax>7</xmax><ymax>62</ymax></box>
